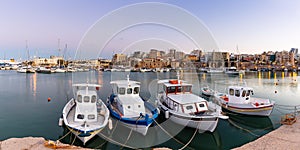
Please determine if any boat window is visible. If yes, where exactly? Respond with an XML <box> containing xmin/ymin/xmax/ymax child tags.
<box><xmin>88</xmin><ymin>115</ymin><xmax>95</xmax><ymax>120</ymax></box>
<box><xmin>184</xmin><ymin>86</ymin><xmax>191</xmax><ymax>92</ymax></box>
<box><xmin>167</xmin><ymin>86</ymin><xmax>176</xmax><ymax>93</ymax></box>
<box><xmin>119</xmin><ymin>87</ymin><xmax>126</xmax><ymax>95</ymax></box>
<box><xmin>186</xmin><ymin>105</ymin><xmax>194</xmax><ymax>110</ymax></box>
<box><xmin>247</xmin><ymin>90</ymin><xmax>251</xmax><ymax>96</ymax></box>
<box><xmin>77</xmin><ymin>95</ymin><xmax>82</xmax><ymax>103</ymax></box>
<box><xmin>138</xmin><ymin>105</ymin><xmax>141</xmax><ymax>108</ymax></box>
<box><xmin>199</xmin><ymin>103</ymin><xmax>205</xmax><ymax>107</ymax></box>
<box><xmin>77</xmin><ymin>114</ymin><xmax>84</xmax><ymax>119</ymax></box>
<box><xmin>174</xmin><ymin>103</ymin><xmax>178</xmax><ymax>111</ymax></box>
<box><xmin>91</xmin><ymin>95</ymin><xmax>96</xmax><ymax>103</ymax></box>
<box><xmin>251</xmin><ymin>90</ymin><xmax>254</xmax><ymax>95</ymax></box>
<box><xmin>235</xmin><ymin>90</ymin><xmax>240</xmax><ymax>97</ymax></box>
<box><xmin>127</xmin><ymin>106</ymin><xmax>131</xmax><ymax>109</ymax></box>
<box><xmin>177</xmin><ymin>86</ymin><xmax>182</xmax><ymax>92</ymax></box>
<box><xmin>127</xmin><ymin>88</ymin><xmax>132</xmax><ymax>94</ymax></box>
<box><xmin>229</xmin><ymin>89</ymin><xmax>234</xmax><ymax>95</ymax></box>
<box><xmin>134</xmin><ymin>87</ymin><xmax>139</xmax><ymax>94</ymax></box>
<box><xmin>242</xmin><ymin>90</ymin><xmax>246</xmax><ymax>97</ymax></box>
<box><xmin>84</xmin><ymin>96</ymin><xmax>90</xmax><ymax>102</ymax></box>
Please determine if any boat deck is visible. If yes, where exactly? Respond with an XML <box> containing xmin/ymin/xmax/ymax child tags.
<box><xmin>111</xmin><ymin>101</ymin><xmax>153</xmax><ymax>118</ymax></box>
<box><xmin>66</xmin><ymin>104</ymin><xmax>107</xmax><ymax>131</ymax></box>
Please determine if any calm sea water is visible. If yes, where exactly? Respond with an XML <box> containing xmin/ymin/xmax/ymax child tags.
<box><xmin>0</xmin><ymin>70</ymin><xmax>299</xmax><ymax>149</ymax></box>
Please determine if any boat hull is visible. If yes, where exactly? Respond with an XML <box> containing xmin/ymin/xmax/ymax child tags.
<box><xmin>158</xmin><ymin>102</ymin><xmax>219</xmax><ymax>133</ymax></box>
<box><xmin>221</xmin><ymin>103</ymin><xmax>274</xmax><ymax>116</ymax></box>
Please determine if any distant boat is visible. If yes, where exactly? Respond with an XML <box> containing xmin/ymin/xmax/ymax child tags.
<box><xmin>207</xmin><ymin>68</ymin><xmax>224</xmax><ymax>74</ymax></box>
<box><xmin>60</xmin><ymin>83</ymin><xmax>109</xmax><ymax>145</ymax></box>
<box><xmin>225</xmin><ymin>67</ymin><xmax>239</xmax><ymax>75</ymax></box>
<box><xmin>214</xmin><ymin>85</ymin><xmax>275</xmax><ymax>116</ymax></box>
<box><xmin>55</xmin><ymin>68</ymin><xmax>67</xmax><ymax>73</ymax></box>
<box><xmin>36</xmin><ymin>67</ymin><xmax>51</xmax><ymax>74</ymax></box>
<box><xmin>106</xmin><ymin>75</ymin><xmax>159</xmax><ymax>135</ymax></box>
<box><xmin>17</xmin><ymin>65</ymin><xmax>35</xmax><ymax>73</ymax></box>
<box><xmin>157</xmin><ymin>73</ymin><xmax>228</xmax><ymax>133</ymax></box>
<box><xmin>201</xmin><ymin>86</ymin><xmax>215</xmax><ymax>97</ymax></box>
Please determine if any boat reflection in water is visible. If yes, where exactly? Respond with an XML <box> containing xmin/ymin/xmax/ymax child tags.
<box><xmin>224</xmin><ymin>110</ymin><xmax>275</xmax><ymax>135</ymax></box>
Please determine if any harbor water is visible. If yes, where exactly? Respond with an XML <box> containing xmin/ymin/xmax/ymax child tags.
<box><xmin>0</xmin><ymin>70</ymin><xmax>299</xmax><ymax>149</ymax></box>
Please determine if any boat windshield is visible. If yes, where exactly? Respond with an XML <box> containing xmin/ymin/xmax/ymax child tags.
<box><xmin>91</xmin><ymin>95</ymin><xmax>96</xmax><ymax>103</ymax></box>
<box><xmin>118</xmin><ymin>87</ymin><xmax>126</xmax><ymax>95</ymax></box>
<box><xmin>127</xmin><ymin>88</ymin><xmax>132</xmax><ymax>94</ymax></box>
<box><xmin>166</xmin><ymin>85</ymin><xmax>192</xmax><ymax>94</ymax></box>
<box><xmin>77</xmin><ymin>95</ymin><xmax>82</xmax><ymax>103</ymax></box>
<box><xmin>84</xmin><ymin>96</ymin><xmax>90</xmax><ymax>103</ymax></box>
<box><xmin>134</xmin><ymin>87</ymin><xmax>139</xmax><ymax>94</ymax></box>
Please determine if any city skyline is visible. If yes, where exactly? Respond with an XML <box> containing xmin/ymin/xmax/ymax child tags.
<box><xmin>1</xmin><ymin>0</ymin><xmax>300</xmax><ymax>60</ymax></box>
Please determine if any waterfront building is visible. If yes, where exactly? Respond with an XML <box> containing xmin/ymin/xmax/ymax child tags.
<box><xmin>33</xmin><ymin>56</ymin><xmax>63</xmax><ymax>66</ymax></box>
<box><xmin>112</xmin><ymin>53</ymin><xmax>128</xmax><ymax>66</ymax></box>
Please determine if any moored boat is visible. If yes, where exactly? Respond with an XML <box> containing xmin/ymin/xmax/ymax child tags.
<box><xmin>201</xmin><ymin>86</ymin><xmax>215</xmax><ymax>97</ymax></box>
<box><xmin>17</xmin><ymin>65</ymin><xmax>35</xmax><ymax>73</ymax></box>
<box><xmin>214</xmin><ymin>85</ymin><xmax>275</xmax><ymax>116</ymax></box>
<box><xmin>106</xmin><ymin>75</ymin><xmax>159</xmax><ymax>135</ymax></box>
<box><xmin>225</xmin><ymin>67</ymin><xmax>239</xmax><ymax>76</ymax></box>
<box><xmin>60</xmin><ymin>83</ymin><xmax>109</xmax><ymax>145</ymax></box>
<box><xmin>157</xmin><ymin>74</ymin><xmax>228</xmax><ymax>133</ymax></box>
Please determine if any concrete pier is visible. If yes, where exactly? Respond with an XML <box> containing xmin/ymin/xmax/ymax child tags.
<box><xmin>234</xmin><ymin>116</ymin><xmax>300</xmax><ymax>150</ymax></box>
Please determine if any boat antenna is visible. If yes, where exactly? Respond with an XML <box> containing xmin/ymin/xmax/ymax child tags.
<box><xmin>127</xmin><ymin>74</ymin><xmax>130</xmax><ymax>85</ymax></box>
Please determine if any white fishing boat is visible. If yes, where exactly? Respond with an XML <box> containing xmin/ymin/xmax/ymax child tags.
<box><xmin>17</xmin><ymin>65</ymin><xmax>35</xmax><ymax>73</ymax></box>
<box><xmin>60</xmin><ymin>83</ymin><xmax>109</xmax><ymax>145</ymax></box>
<box><xmin>207</xmin><ymin>68</ymin><xmax>224</xmax><ymax>74</ymax></box>
<box><xmin>225</xmin><ymin>67</ymin><xmax>239</xmax><ymax>76</ymax></box>
<box><xmin>106</xmin><ymin>75</ymin><xmax>159</xmax><ymax>135</ymax></box>
<box><xmin>36</xmin><ymin>67</ymin><xmax>52</xmax><ymax>74</ymax></box>
<box><xmin>55</xmin><ymin>68</ymin><xmax>67</xmax><ymax>73</ymax></box>
<box><xmin>214</xmin><ymin>85</ymin><xmax>275</xmax><ymax>116</ymax></box>
<box><xmin>201</xmin><ymin>86</ymin><xmax>215</xmax><ymax>97</ymax></box>
<box><xmin>157</xmin><ymin>74</ymin><xmax>228</xmax><ymax>133</ymax></box>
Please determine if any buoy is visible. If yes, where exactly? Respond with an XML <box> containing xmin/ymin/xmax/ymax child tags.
<box><xmin>48</xmin><ymin>97</ymin><xmax>51</xmax><ymax>102</ymax></box>
<box><xmin>165</xmin><ymin>110</ymin><xmax>169</xmax><ymax>119</ymax></box>
<box><xmin>58</xmin><ymin>118</ymin><xmax>64</xmax><ymax>126</ymax></box>
<box><xmin>255</xmin><ymin>102</ymin><xmax>259</xmax><ymax>107</ymax></box>
<box><xmin>108</xmin><ymin>119</ymin><xmax>113</xmax><ymax>130</ymax></box>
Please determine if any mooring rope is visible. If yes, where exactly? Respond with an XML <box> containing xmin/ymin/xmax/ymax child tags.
<box><xmin>179</xmin><ymin>124</ymin><xmax>199</xmax><ymax>150</ymax></box>
<box><xmin>71</xmin><ymin>133</ymin><xmax>77</xmax><ymax>146</ymax></box>
<box><xmin>95</xmin><ymin>141</ymin><xmax>107</xmax><ymax>149</ymax></box>
<box><xmin>228</xmin><ymin>118</ymin><xmax>260</xmax><ymax>137</ymax></box>
<box><xmin>98</xmin><ymin>132</ymin><xmax>138</xmax><ymax>150</ymax></box>
<box><xmin>153</xmin><ymin>119</ymin><xmax>194</xmax><ymax>150</ymax></box>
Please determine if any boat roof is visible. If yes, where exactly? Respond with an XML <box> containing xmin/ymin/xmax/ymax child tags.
<box><xmin>167</xmin><ymin>93</ymin><xmax>206</xmax><ymax>104</ymax></box>
<box><xmin>157</xmin><ymin>79</ymin><xmax>192</xmax><ymax>87</ymax></box>
<box><xmin>118</xmin><ymin>95</ymin><xmax>144</xmax><ymax>105</ymax></box>
<box><xmin>77</xmin><ymin>89</ymin><xmax>97</xmax><ymax>96</ymax></box>
<box><xmin>73</xmin><ymin>83</ymin><xmax>101</xmax><ymax>88</ymax></box>
<box><xmin>228</xmin><ymin>85</ymin><xmax>253</xmax><ymax>90</ymax></box>
<box><xmin>110</xmin><ymin>80</ymin><xmax>140</xmax><ymax>88</ymax></box>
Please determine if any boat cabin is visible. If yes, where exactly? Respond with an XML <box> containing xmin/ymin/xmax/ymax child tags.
<box><xmin>160</xmin><ymin>79</ymin><xmax>208</xmax><ymax>114</ymax></box>
<box><xmin>74</xmin><ymin>87</ymin><xmax>99</xmax><ymax>123</ymax></box>
<box><xmin>110</xmin><ymin>80</ymin><xmax>146</xmax><ymax>118</ymax></box>
<box><xmin>162</xmin><ymin>80</ymin><xmax>192</xmax><ymax>95</ymax></box>
<box><xmin>227</xmin><ymin>86</ymin><xmax>254</xmax><ymax>103</ymax></box>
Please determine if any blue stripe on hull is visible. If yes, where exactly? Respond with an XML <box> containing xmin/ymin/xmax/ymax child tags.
<box><xmin>107</xmin><ymin>94</ymin><xmax>158</xmax><ymax>126</ymax></box>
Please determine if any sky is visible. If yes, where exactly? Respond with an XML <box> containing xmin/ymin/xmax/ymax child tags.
<box><xmin>0</xmin><ymin>0</ymin><xmax>300</xmax><ymax>60</ymax></box>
